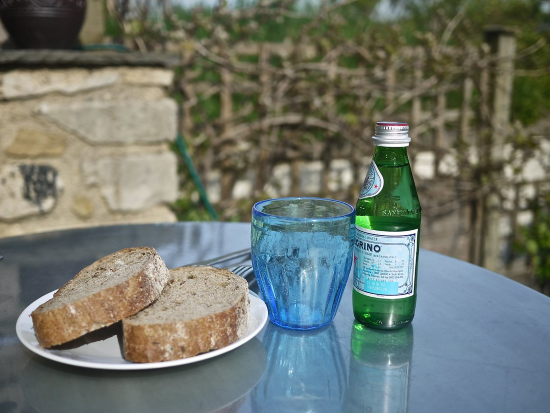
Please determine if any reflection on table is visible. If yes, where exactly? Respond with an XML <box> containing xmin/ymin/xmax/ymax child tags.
<box><xmin>345</xmin><ymin>322</ymin><xmax>413</xmax><ymax>413</ymax></box>
<box><xmin>252</xmin><ymin>323</ymin><xmax>346</xmax><ymax>413</ymax></box>
<box><xmin>21</xmin><ymin>338</ymin><xmax>267</xmax><ymax>413</ymax></box>
<box><xmin>3</xmin><ymin>223</ymin><xmax>550</xmax><ymax>413</ymax></box>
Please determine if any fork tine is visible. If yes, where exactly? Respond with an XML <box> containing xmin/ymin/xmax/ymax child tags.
<box><xmin>228</xmin><ymin>265</ymin><xmax>259</xmax><ymax>294</ymax></box>
<box><xmin>229</xmin><ymin>265</ymin><xmax>253</xmax><ymax>278</ymax></box>
<box><xmin>194</xmin><ymin>249</ymin><xmax>251</xmax><ymax>267</ymax></box>
<box><xmin>231</xmin><ymin>265</ymin><xmax>254</xmax><ymax>277</ymax></box>
<box><xmin>230</xmin><ymin>266</ymin><xmax>246</xmax><ymax>276</ymax></box>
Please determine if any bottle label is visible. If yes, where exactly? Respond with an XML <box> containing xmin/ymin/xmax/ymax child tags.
<box><xmin>353</xmin><ymin>227</ymin><xmax>418</xmax><ymax>299</ymax></box>
<box><xmin>358</xmin><ymin>161</ymin><xmax>384</xmax><ymax>199</ymax></box>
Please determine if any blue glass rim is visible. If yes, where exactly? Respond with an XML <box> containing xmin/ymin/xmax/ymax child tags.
<box><xmin>252</xmin><ymin>197</ymin><xmax>355</xmax><ymax>221</ymax></box>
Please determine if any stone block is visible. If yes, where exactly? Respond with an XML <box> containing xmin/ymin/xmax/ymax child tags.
<box><xmin>121</xmin><ymin>68</ymin><xmax>174</xmax><ymax>87</ymax></box>
<box><xmin>300</xmin><ymin>161</ymin><xmax>323</xmax><ymax>194</ymax></box>
<box><xmin>39</xmin><ymin>98</ymin><xmax>177</xmax><ymax>145</ymax></box>
<box><xmin>0</xmin><ymin>21</ymin><xmax>7</xmax><ymax>44</ymax></box>
<box><xmin>79</xmin><ymin>0</ymin><xmax>105</xmax><ymax>44</ymax></box>
<box><xmin>2</xmin><ymin>69</ymin><xmax>118</xmax><ymax>99</ymax></box>
<box><xmin>521</xmin><ymin>157</ymin><xmax>547</xmax><ymax>182</ymax></box>
<box><xmin>5</xmin><ymin>128</ymin><xmax>67</xmax><ymax>158</ymax></box>
<box><xmin>206</xmin><ymin>170</ymin><xmax>221</xmax><ymax>204</ymax></box>
<box><xmin>72</xmin><ymin>195</ymin><xmax>94</xmax><ymax>219</ymax></box>
<box><xmin>265</xmin><ymin>163</ymin><xmax>291</xmax><ymax>197</ymax></box>
<box><xmin>233</xmin><ymin>178</ymin><xmax>252</xmax><ymax>199</ymax></box>
<box><xmin>328</xmin><ymin>159</ymin><xmax>353</xmax><ymax>192</ymax></box>
<box><xmin>413</xmin><ymin>151</ymin><xmax>435</xmax><ymax>180</ymax></box>
<box><xmin>83</xmin><ymin>152</ymin><xmax>179</xmax><ymax>212</ymax></box>
<box><xmin>438</xmin><ymin>153</ymin><xmax>459</xmax><ymax>177</ymax></box>
<box><xmin>0</xmin><ymin>164</ymin><xmax>62</xmax><ymax>221</ymax></box>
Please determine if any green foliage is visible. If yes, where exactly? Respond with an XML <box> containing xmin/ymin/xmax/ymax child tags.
<box><xmin>512</xmin><ymin>74</ymin><xmax>550</xmax><ymax>126</ymax></box>
<box><xmin>106</xmin><ymin>0</ymin><xmax>550</xmax><ymax>233</ymax></box>
<box><xmin>517</xmin><ymin>193</ymin><xmax>550</xmax><ymax>291</ymax></box>
<box><xmin>105</xmin><ymin>14</ymin><xmax>122</xmax><ymax>39</ymax></box>
<box><xmin>390</xmin><ymin>0</ymin><xmax>550</xmax><ymax>125</ymax></box>
<box><xmin>171</xmin><ymin>193</ymin><xmax>215</xmax><ymax>221</ymax></box>
<box><xmin>108</xmin><ymin>1</ymin><xmax>550</xmax><ymax>129</ymax></box>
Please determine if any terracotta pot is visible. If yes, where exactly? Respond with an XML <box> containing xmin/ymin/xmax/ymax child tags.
<box><xmin>0</xmin><ymin>0</ymin><xmax>86</xmax><ymax>49</ymax></box>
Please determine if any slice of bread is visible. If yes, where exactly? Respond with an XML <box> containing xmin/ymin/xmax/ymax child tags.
<box><xmin>122</xmin><ymin>266</ymin><xmax>250</xmax><ymax>363</ymax></box>
<box><xmin>31</xmin><ymin>247</ymin><xmax>169</xmax><ymax>348</ymax></box>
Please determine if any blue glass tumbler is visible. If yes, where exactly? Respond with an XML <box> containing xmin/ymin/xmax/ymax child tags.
<box><xmin>251</xmin><ymin>197</ymin><xmax>355</xmax><ymax>330</ymax></box>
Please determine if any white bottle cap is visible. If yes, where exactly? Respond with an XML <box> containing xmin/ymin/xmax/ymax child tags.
<box><xmin>373</xmin><ymin>121</ymin><xmax>411</xmax><ymax>146</ymax></box>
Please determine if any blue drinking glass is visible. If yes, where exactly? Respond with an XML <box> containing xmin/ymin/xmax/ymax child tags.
<box><xmin>251</xmin><ymin>197</ymin><xmax>355</xmax><ymax>330</ymax></box>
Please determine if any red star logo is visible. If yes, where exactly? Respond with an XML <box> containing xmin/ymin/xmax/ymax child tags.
<box><xmin>374</xmin><ymin>185</ymin><xmax>378</xmax><ymax>188</ymax></box>
<box><xmin>354</xmin><ymin>254</ymin><xmax>358</xmax><ymax>264</ymax></box>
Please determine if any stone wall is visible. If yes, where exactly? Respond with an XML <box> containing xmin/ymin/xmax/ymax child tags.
<box><xmin>0</xmin><ymin>66</ymin><xmax>180</xmax><ymax>238</ymax></box>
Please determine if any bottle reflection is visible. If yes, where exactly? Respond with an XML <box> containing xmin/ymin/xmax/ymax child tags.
<box><xmin>345</xmin><ymin>321</ymin><xmax>414</xmax><ymax>413</ymax></box>
<box><xmin>252</xmin><ymin>322</ymin><xmax>346</xmax><ymax>413</ymax></box>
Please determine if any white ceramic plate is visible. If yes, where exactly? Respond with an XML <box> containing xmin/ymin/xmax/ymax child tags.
<box><xmin>16</xmin><ymin>290</ymin><xmax>268</xmax><ymax>370</ymax></box>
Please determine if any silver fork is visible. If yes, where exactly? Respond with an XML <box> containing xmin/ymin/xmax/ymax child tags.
<box><xmin>228</xmin><ymin>265</ymin><xmax>258</xmax><ymax>293</ymax></box>
<box><xmin>189</xmin><ymin>249</ymin><xmax>258</xmax><ymax>293</ymax></box>
<box><xmin>193</xmin><ymin>248</ymin><xmax>251</xmax><ymax>267</ymax></box>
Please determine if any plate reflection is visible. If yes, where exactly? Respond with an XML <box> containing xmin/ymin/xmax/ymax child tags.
<box><xmin>21</xmin><ymin>338</ymin><xmax>266</xmax><ymax>413</ymax></box>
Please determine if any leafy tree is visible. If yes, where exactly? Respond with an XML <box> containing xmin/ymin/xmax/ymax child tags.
<box><xmin>517</xmin><ymin>193</ymin><xmax>550</xmax><ymax>293</ymax></box>
<box><xmin>387</xmin><ymin>0</ymin><xmax>550</xmax><ymax>125</ymax></box>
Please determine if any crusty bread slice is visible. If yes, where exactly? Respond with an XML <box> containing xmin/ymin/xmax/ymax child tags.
<box><xmin>31</xmin><ymin>247</ymin><xmax>169</xmax><ymax>348</ymax></box>
<box><xmin>122</xmin><ymin>266</ymin><xmax>249</xmax><ymax>363</ymax></box>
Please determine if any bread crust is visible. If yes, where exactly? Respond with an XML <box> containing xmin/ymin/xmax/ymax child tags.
<box><xmin>122</xmin><ymin>267</ymin><xmax>249</xmax><ymax>363</ymax></box>
<box><xmin>31</xmin><ymin>247</ymin><xmax>169</xmax><ymax>348</ymax></box>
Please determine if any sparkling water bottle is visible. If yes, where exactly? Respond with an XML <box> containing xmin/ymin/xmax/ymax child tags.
<box><xmin>353</xmin><ymin>122</ymin><xmax>421</xmax><ymax>329</ymax></box>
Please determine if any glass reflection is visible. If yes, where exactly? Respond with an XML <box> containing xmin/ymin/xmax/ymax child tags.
<box><xmin>344</xmin><ymin>322</ymin><xmax>414</xmax><ymax>413</ymax></box>
<box><xmin>252</xmin><ymin>322</ymin><xmax>346</xmax><ymax>413</ymax></box>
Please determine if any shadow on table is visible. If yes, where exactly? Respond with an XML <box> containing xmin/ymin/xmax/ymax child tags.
<box><xmin>21</xmin><ymin>337</ymin><xmax>267</xmax><ymax>413</ymax></box>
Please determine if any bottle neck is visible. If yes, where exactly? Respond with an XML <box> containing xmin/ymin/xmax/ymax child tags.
<box><xmin>372</xmin><ymin>145</ymin><xmax>410</xmax><ymax>167</ymax></box>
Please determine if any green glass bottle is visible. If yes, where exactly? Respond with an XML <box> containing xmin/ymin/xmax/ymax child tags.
<box><xmin>353</xmin><ymin>121</ymin><xmax>421</xmax><ymax>329</ymax></box>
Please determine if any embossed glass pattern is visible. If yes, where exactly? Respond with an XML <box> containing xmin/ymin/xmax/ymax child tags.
<box><xmin>251</xmin><ymin>197</ymin><xmax>355</xmax><ymax>330</ymax></box>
